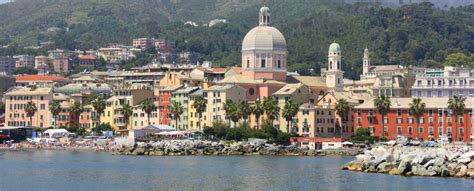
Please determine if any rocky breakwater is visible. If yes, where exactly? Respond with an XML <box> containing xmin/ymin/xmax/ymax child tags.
<box><xmin>114</xmin><ymin>140</ymin><xmax>359</xmax><ymax>156</ymax></box>
<box><xmin>342</xmin><ymin>146</ymin><xmax>474</xmax><ymax>178</ymax></box>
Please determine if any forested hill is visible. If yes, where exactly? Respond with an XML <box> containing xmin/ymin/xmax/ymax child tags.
<box><xmin>0</xmin><ymin>0</ymin><xmax>473</xmax><ymax>79</ymax></box>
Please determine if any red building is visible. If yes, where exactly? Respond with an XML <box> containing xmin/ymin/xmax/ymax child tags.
<box><xmin>354</xmin><ymin>98</ymin><xmax>474</xmax><ymax>142</ymax></box>
<box><xmin>158</xmin><ymin>86</ymin><xmax>182</xmax><ymax>125</ymax></box>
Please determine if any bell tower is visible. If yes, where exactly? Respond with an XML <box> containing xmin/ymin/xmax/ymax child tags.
<box><xmin>326</xmin><ymin>42</ymin><xmax>344</xmax><ymax>92</ymax></box>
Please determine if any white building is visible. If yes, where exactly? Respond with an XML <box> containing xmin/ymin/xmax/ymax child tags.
<box><xmin>411</xmin><ymin>66</ymin><xmax>474</xmax><ymax>97</ymax></box>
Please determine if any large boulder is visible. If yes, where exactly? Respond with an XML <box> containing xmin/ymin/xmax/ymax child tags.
<box><xmin>343</xmin><ymin>159</ymin><xmax>364</xmax><ymax>171</ymax></box>
<box><xmin>454</xmin><ymin>164</ymin><xmax>468</xmax><ymax>177</ymax></box>
<box><xmin>378</xmin><ymin>162</ymin><xmax>397</xmax><ymax>173</ymax></box>
<box><xmin>397</xmin><ymin>159</ymin><xmax>412</xmax><ymax>175</ymax></box>
<box><xmin>412</xmin><ymin>165</ymin><xmax>437</xmax><ymax>176</ymax></box>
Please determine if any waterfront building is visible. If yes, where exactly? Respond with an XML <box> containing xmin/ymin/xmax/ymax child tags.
<box><xmin>158</xmin><ymin>85</ymin><xmax>182</xmax><ymax>125</ymax></box>
<box><xmin>296</xmin><ymin>92</ymin><xmax>372</xmax><ymax>139</ymax></box>
<box><xmin>0</xmin><ymin>56</ymin><xmax>16</xmax><ymax>74</ymax></box>
<box><xmin>203</xmin><ymin>85</ymin><xmax>246</xmax><ymax>127</ymax></box>
<box><xmin>187</xmin><ymin>89</ymin><xmax>204</xmax><ymax>131</ymax></box>
<box><xmin>354</xmin><ymin>97</ymin><xmax>474</xmax><ymax>142</ymax></box>
<box><xmin>411</xmin><ymin>66</ymin><xmax>474</xmax><ymax>97</ymax></box>
<box><xmin>171</xmin><ymin>87</ymin><xmax>200</xmax><ymax>130</ymax></box>
<box><xmin>273</xmin><ymin>83</ymin><xmax>317</xmax><ymax>132</ymax></box>
<box><xmin>4</xmin><ymin>87</ymin><xmax>53</xmax><ymax>128</ymax></box>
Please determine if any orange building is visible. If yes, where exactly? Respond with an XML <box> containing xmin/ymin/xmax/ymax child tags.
<box><xmin>4</xmin><ymin>87</ymin><xmax>53</xmax><ymax>128</ymax></box>
<box><xmin>354</xmin><ymin>97</ymin><xmax>474</xmax><ymax>142</ymax></box>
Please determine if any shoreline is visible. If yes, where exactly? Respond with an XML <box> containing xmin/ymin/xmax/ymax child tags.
<box><xmin>342</xmin><ymin>145</ymin><xmax>474</xmax><ymax>179</ymax></box>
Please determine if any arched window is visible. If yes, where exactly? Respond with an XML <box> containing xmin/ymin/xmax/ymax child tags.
<box><xmin>277</xmin><ymin>60</ymin><xmax>281</xmax><ymax>68</ymax></box>
<box><xmin>246</xmin><ymin>59</ymin><xmax>250</xmax><ymax>68</ymax></box>
<box><xmin>329</xmin><ymin>61</ymin><xmax>333</xmax><ymax>70</ymax></box>
<box><xmin>337</xmin><ymin>61</ymin><xmax>340</xmax><ymax>70</ymax></box>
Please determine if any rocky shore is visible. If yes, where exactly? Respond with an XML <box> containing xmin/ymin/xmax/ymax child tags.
<box><xmin>114</xmin><ymin>140</ymin><xmax>360</xmax><ymax>156</ymax></box>
<box><xmin>342</xmin><ymin>146</ymin><xmax>474</xmax><ymax>178</ymax></box>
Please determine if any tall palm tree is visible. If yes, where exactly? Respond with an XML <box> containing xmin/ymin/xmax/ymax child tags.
<box><xmin>409</xmin><ymin>98</ymin><xmax>426</xmax><ymax>140</ymax></box>
<box><xmin>170</xmin><ymin>101</ymin><xmax>184</xmax><ymax>130</ymax></box>
<box><xmin>281</xmin><ymin>99</ymin><xmax>299</xmax><ymax>133</ymax></box>
<box><xmin>229</xmin><ymin>104</ymin><xmax>241</xmax><ymax>127</ymax></box>
<box><xmin>25</xmin><ymin>101</ymin><xmax>37</xmax><ymax>127</ymax></box>
<box><xmin>120</xmin><ymin>103</ymin><xmax>133</xmax><ymax>130</ymax></box>
<box><xmin>447</xmin><ymin>95</ymin><xmax>466</xmax><ymax>142</ymax></box>
<box><xmin>374</xmin><ymin>95</ymin><xmax>391</xmax><ymax>138</ymax></box>
<box><xmin>141</xmin><ymin>98</ymin><xmax>157</xmax><ymax>126</ymax></box>
<box><xmin>50</xmin><ymin>101</ymin><xmax>61</xmax><ymax>128</ymax></box>
<box><xmin>263</xmin><ymin>96</ymin><xmax>279</xmax><ymax>128</ymax></box>
<box><xmin>71</xmin><ymin>101</ymin><xmax>84</xmax><ymax>126</ymax></box>
<box><xmin>92</xmin><ymin>97</ymin><xmax>106</xmax><ymax>125</ymax></box>
<box><xmin>239</xmin><ymin>101</ymin><xmax>252</xmax><ymax>122</ymax></box>
<box><xmin>335</xmin><ymin>98</ymin><xmax>350</xmax><ymax>137</ymax></box>
<box><xmin>223</xmin><ymin>100</ymin><xmax>235</xmax><ymax>126</ymax></box>
<box><xmin>192</xmin><ymin>96</ymin><xmax>206</xmax><ymax>130</ymax></box>
<box><xmin>252</xmin><ymin>100</ymin><xmax>264</xmax><ymax>130</ymax></box>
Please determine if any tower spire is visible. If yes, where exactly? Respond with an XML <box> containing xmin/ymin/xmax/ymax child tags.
<box><xmin>259</xmin><ymin>5</ymin><xmax>271</xmax><ymax>26</ymax></box>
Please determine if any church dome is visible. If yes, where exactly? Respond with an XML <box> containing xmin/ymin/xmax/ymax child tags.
<box><xmin>329</xmin><ymin>42</ymin><xmax>341</xmax><ymax>52</ymax></box>
<box><xmin>242</xmin><ymin>26</ymin><xmax>287</xmax><ymax>51</ymax></box>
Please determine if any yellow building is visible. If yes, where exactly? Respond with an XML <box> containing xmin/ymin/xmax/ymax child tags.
<box><xmin>188</xmin><ymin>89</ymin><xmax>204</xmax><ymax>131</ymax></box>
<box><xmin>171</xmin><ymin>87</ymin><xmax>200</xmax><ymax>130</ymax></box>
<box><xmin>203</xmin><ymin>84</ymin><xmax>246</xmax><ymax>127</ymax></box>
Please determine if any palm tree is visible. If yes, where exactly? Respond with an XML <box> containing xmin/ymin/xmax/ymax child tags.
<box><xmin>50</xmin><ymin>101</ymin><xmax>61</xmax><ymax>128</ymax></box>
<box><xmin>170</xmin><ymin>101</ymin><xmax>184</xmax><ymax>130</ymax></box>
<box><xmin>447</xmin><ymin>95</ymin><xmax>466</xmax><ymax>142</ymax></box>
<box><xmin>192</xmin><ymin>96</ymin><xmax>206</xmax><ymax>130</ymax></box>
<box><xmin>252</xmin><ymin>100</ymin><xmax>264</xmax><ymax>130</ymax></box>
<box><xmin>25</xmin><ymin>101</ymin><xmax>37</xmax><ymax>127</ymax></box>
<box><xmin>281</xmin><ymin>99</ymin><xmax>299</xmax><ymax>133</ymax></box>
<box><xmin>92</xmin><ymin>97</ymin><xmax>106</xmax><ymax>125</ymax></box>
<box><xmin>239</xmin><ymin>101</ymin><xmax>252</xmax><ymax>122</ymax></box>
<box><xmin>223</xmin><ymin>100</ymin><xmax>235</xmax><ymax>126</ymax></box>
<box><xmin>335</xmin><ymin>98</ymin><xmax>350</xmax><ymax>137</ymax></box>
<box><xmin>71</xmin><ymin>101</ymin><xmax>84</xmax><ymax>126</ymax></box>
<box><xmin>229</xmin><ymin>104</ymin><xmax>241</xmax><ymax>127</ymax></box>
<box><xmin>141</xmin><ymin>98</ymin><xmax>157</xmax><ymax>126</ymax></box>
<box><xmin>409</xmin><ymin>98</ymin><xmax>426</xmax><ymax>140</ymax></box>
<box><xmin>120</xmin><ymin>103</ymin><xmax>133</xmax><ymax>130</ymax></box>
<box><xmin>374</xmin><ymin>95</ymin><xmax>391</xmax><ymax>138</ymax></box>
<box><xmin>263</xmin><ymin>96</ymin><xmax>279</xmax><ymax>128</ymax></box>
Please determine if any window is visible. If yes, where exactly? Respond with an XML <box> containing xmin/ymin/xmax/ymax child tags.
<box><xmin>357</xmin><ymin>109</ymin><xmax>361</xmax><ymax>116</ymax></box>
<box><xmin>397</xmin><ymin>109</ymin><xmax>402</xmax><ymax>116</ymax></box>
<box><xmin>249</xmin><ymin>88</ymin><xmax>255</xmax><ymax>95</ymax></box>
<box><xmin>438</xmin><ymin>127</ymin><xmax>443</xmax><ymax>136</ymax></box>
<box><xmin>277</xmin><ymin>60</ymin><xmax>281</xmax><ymax>68</ymax></box>
<box><xmin>383</xmin><ymin>117</ymin><xmax>388</xmax><ymax>124</ymax></box>
<box><xmin>246</xmin><ymin>59</ymin><xmax>250</xmax><ymax>68</ymax></box>
<box><xmin>419</xmin><ymin>127</ymin><xmax>423</xmax><ymax>133</ymax></box>
<box><xmin>396</xmin><ymin>118</ymin><xmax>403</xmax><ymax>124</ymax></box>
<box><xmin>408</xmin><ymin>127</ymin><xmax>413</xmax><ymax>134</ymax></box>
<box><xmin>397</xmin><ymin>127</ymin><xmax>402</xmax><ymax>134</ymax></box>
<box><xmin>408</xmin><ymin>118</ymin><xmax>413</xmax><ymax>124</ymax></box>
<box><xmin>261</xmin><ymin>59</ymin><xmax>266</xmax><ymax>68</ymax></box>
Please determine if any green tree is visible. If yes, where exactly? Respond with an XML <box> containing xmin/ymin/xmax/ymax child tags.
<box><xmin>13</xmin><ymin>67</ymin><xmax>38</xmax><ymax>75</ymax></box>
<box><xmin>239</xmin><ymin>101</ymin><xmax>252</xmax><ymax>122</ymax></box>
<box><xmin>229</xmin><ymin>104</ymin><xmax>241</xmax><ymax>127</ymax></box>
<box><xmin>444</xmin><ymin>52</ymin><xmax>472</xmax><ymax>67</ymax></box>
<box><xmin>25</xmin><ymin>101</ymin><xmax>37</xmax><ymax>127</ymax></box>
<box><xmin>141</xmin><ymin>98</ymin><xmax>157</xmax><ymax>126</ymax></box>
<box><xmin>335</xmin><ymin>98</ymin><xmax>350</xmax><ymax>137</ymax></box>
<box><xmin>447</xmin><ymin>95</ymin><xmax>466</xmax><ymax>142</ymax></box>
<box><xmin>409</xmin><ymin>98</ymin><xmax>426</xmax><ymax>140</ymax></box>
<box><xmin>263</xmin><ymin>96</ymin><xmax>279</xmax><ymax>128</ymax></box>
<box><xmin>170</xmin><ymin>101</ymin><xmax>184</xmax><ymax>130</ymax></box>
<box><xmin>252</xmin><ymin>100</ymin><xmax>265</xmax><ymax>130</ymax></box>
<box><xmin>223</xmin><ymin>100</ymin><xmax>236</xmax><ymax>126</ymax></box>
<box><xmin>192</xmin><ymin>96</ymin><xmax>206</xmax><ymax>131</ymax></box>
<box><xmin>374</xmin><ymin>95</ymin><xmax>391</xmax><ymax>138</ymax></box>
<box><xmin>49</xmin><ymin>101</ymin><xmax>61</xmax><ymax>128</ymax></box>
<box><xmin>120</xmin><ymin>103</ymin><xmax>133</xmax><ymax>130</ymax></box>
<box><xmin>281</xmin><ymin>99</ymin><xmax>299</xmax><ymax>133</ymax></box>
<box><xmin>91</xmin><ymin>97</ymin><xmax>106</xmax><ymax>125</ymax></box>
<box><xmin>71</xmin><ymin>101</ymin><xmax>84</xmax><ymax>126</ymax></box>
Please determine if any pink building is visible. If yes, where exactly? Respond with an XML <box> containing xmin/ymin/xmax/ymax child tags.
<box><xmin>4</xmin><ymin>87</ymin><xmax>53</xmax><ymax>128</ymax></box>
<box><xmin>241</xmin><ymin>6</ymin><xmax>287</xmax><ymax>82</ymax></box>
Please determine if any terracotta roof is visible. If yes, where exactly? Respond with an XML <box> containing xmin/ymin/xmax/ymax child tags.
<box><xmin>16</xmin><ymin>75</ymin><xmax>67</xmax><ymax>82</ymax></box>
<box><xmin>212</xmin><ymin>67</ymin><xmax>228</xmax><ymax>73</ymax></box>
<box><xmin>232</xmin><ymin>67</ymin><xmax>242</xmax><ymax>73</ymax></box>
<box><xmin>79</xmin><ymin>55</ymin><xmax>96</xmax><ymax>60</ymax></box>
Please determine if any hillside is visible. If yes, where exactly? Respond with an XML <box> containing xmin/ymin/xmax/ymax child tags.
<box><xmin>0</xmin><ymin>0</ymin><xmax>473</xmax><ymax>79</ymax></box>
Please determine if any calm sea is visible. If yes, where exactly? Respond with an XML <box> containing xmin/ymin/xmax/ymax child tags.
<box><xmin>0</xmin><ymin>151</ymin><xmax>472</xmax><ymax>191</ymax></box>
